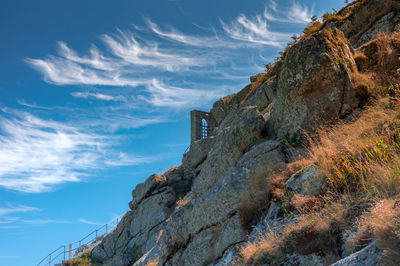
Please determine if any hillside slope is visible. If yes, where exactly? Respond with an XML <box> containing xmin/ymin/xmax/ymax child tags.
<box><xmin>66</xmin><ymin>0</ymin><xmax>400</xmax><ymax>265</ymax></box>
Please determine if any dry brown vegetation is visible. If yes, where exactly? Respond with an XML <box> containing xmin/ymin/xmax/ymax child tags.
<box><xmin>238</xmin><ymin>97</ymin><xmax>400</xmax><ymax>264</ymax></box>
<box><xmin>154</xmin><ymin>174</ymin><xmax>164</xmax><ymax>183</ymax></box>
<box><xmin>238</xmin><ymin>173</ymin><xmax>273</xmax><ymax>226</ymax></box>
<box><xmin>239</xmin><ymin>202</ymin><xmax>348</xmax><ymax>265</ymax></box>
<box><xmin>62</xmin><ymin>252</ymin><xmax>92</xmax><ymax>266</ymax></box>
<box><xmin>176</xmin><ymin>197</ymin><xmax>189</xmax><ymax>208</ymax></box>
<box><xmin>305</xmin><ymin>97</ymin><xmax>400</xmax><ymax>191</ymax></box>
<box><xmin>362</xmin><ymin>33</ymin><xmax>400</xmax><ymax>86</ymax></box>
<box><xmin>352</xmin><ymin>199</ymin><xmax>400</xmax><ymax>265</ymax></box>
<box><xmin>351</xmin><ymin>32</ymin><xmax>400</xmax><ymax>99</ymax></box>
<box><xmin>290</xmin><ymin>194</ymin><xmax>321</xmax><ymax>214</ymax></box>
<box><xmin>238</xmin><ymin>166</ymin><xmax>286</xmax><ymax>226</ymax></box>
<box><xmin>146</xmin><ymin>258</ymin><xmax>159</xmax><ymax>266</ymax></box>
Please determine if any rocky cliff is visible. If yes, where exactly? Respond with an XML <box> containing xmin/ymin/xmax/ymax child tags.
<box><xmin>68</xmin><ymin>0</ymin><xmax>400</xmax><ymax>265</ymax></box>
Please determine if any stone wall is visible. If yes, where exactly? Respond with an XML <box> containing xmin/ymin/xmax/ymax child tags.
<box><xmin>190</xmin><ymin>110</ymin><xmax>216</xmax><ymax>144</ymax></box>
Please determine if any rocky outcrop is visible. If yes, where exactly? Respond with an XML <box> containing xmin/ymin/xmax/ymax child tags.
<box><xmin>91</xmin><ymin>167</ymin><xmax>192</xmax><ymax>265</ymax></box>
<box><xmin>182</xmin><ymin>137</ymin><xmax>214</xmax><ymax>169</ymax></box>
<box><xmin>285</xmin><ymin>165</ymin><xmax>325</xmax><ymax>196</ymax></box>
<box><xmin>159</xmin><ymin>140</ymin><xmax>285</xmax><ymax>265</ymax></box>
<box><xmin>324</xmin><ymin>0</ymin><xmax>400</xmax><ymax>47</ymax></box>
<box><xmin>77</xmin><ymin>1</ymin><xmax>400</xmax><ymax>265</ymax></box>
<box><xmin>265</xmin><ymin>28</ymin><xmax>363</xmax><ymax>139</ymax></box>
<box><xmin>332</xmin><ymin>241</ymin><xmax>382</xmax><ymax>266</ymax></box>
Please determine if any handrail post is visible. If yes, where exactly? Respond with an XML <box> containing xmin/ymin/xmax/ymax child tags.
<box><xmin>49</xmin><ymin>254</ymin><xmax>51</xmax><ymax>265</ymax></box>
<box><xmin>69</xmin><ymin>243</ymin><xmax>72</xmax><ymax>259</ymax></box>
<box><xmin>106</xmin><ymin>223</ymin><xmax>108</xmax><ymax>232</ymax></box>
<box><xmin>64</xmin><ymin>245</ymin><xmax>66</xmax><ymax>261</ymax></box>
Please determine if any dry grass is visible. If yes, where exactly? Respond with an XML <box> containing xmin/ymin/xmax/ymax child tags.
<box><xmin>301</xmin><ymin>21</ymin><xmax>323</xmax><ymax>40</ymax></box>
<box><xmin>353</xmin><ymin>199</ymin><xmax>400</xmax><ymax>265</ymax></box>
<box><xmin>322</xmin><ymin>9</ymin><xmax>352</xmax><ymax>24</ymax></box>
<box><xmin>156</xmin><ymin>230</ymin><xmax>163</xmax><ymax>244</ymax></box>
<box><xmin>353</xmin><ymin>50</ymin><xmax>369</xmax><ymax>71</ymax></box>
<box><xmin>350</xmin><ymin>71</ymin><xmax>374</xmax><ymax>106</ymax></box>
<box><xmin>290</xmin><ymin>194</ymin><xmax>321</xmax><ymax>214</ymax></box>
<box><xmin>146</xmin><ymin>258</ymin><xmax>159</xmax><ymax>266</ymax></box>
<box><xmin>63</xmin><ymin>252</ymin><xmax>92</xmax><ymax>266</ymax></box>
<box><xmin>238</xmin><ymin>173</ymin><xmax>272</xmax><ymax>226</ymax></box>
<box><xmin>302</xmin><ymin>97</ymin><xmax>400</xmax><ymax>192</ymax></box>
<box><xmin>154</xmin><ymin>174</ymin><xmax>164</xmax><ymax>183</ymax></box>
<box><xmin>238</xmin><ymin>165</ymin><xmax>286</xmax><ymax>226</ymax></box>
<box><xmin>371</xmin><ymin>33</ymin><xmax>400</xmax><ymax>86</ymax></box>
<box><xmin>239</xmin><ymin>231</ymin><xmax>283</xmax><ymax>264</ymax></box>
<box><xmin>355</xmin><ymin>32</ymin><xmax>400</xmax><ymax>88</ymax></box>
<box><xmin>176</xmin><ymin>198</ymin><xmax>189</xmax><ymax>208</ymax></box>
<box><xmin>239</xmin><ymin>202</ymin><xmax>347</xmax><ymax>265</ymax></box>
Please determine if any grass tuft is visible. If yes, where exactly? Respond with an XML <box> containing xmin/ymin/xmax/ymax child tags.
<box><xmin>354</xmin><ymin>199</ymin><xmax>400</xmax><ymax>265</ymax></box>
<box><xmin>62</xmin><ymin>252</ymin><xmax>92</xmax><ymax>266</ymax></box>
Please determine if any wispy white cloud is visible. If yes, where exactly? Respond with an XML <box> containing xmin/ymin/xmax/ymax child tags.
<box><xmin>220</xmin><ymin>0</ymin><xmax>313</xmax><ymax>46</ymax></box>
<box><xmin>26</xmin><ymin>30</ymin><xmax>205</xmax><ymax>86</ymax></box>
<box><xmin>17</xmin><ymin>99</ymin><xmax>52</xmax><ymax>110</ymax></box>
<box><xmin>220</xmin><ymin>14</ymin><xmax>290</xmax><ymax>47</ymax></box>
<box><xmin>18</xmin><ymin>98</ymin><xmax>167</xmax><ymax>132</ymax></box>
<box><xmin>26</xmin><ymin>1</ymin><xmax>313</xmax><ymax>109</ymax></box>
<box><xmin>0</xmin><ymin>204</ymin><xmax>61</xmax><ymax>228</ymax></box>
<box><xmin>20</xmin><ymin>219</ymin><xmax>71</xmax><ymax>225</ymax></box>
<box><xmin>144</xmin><ymin>18</ymin><xmax>243</xmax><ymax>49</ymax></box>
<box><xmin>0</xmin><ymin>109</ymin><xmax>159</xmax><ymax>193</ymax></box>
<box><xmin>0</xmin><ymin>226</ymin><xmax>20</xmax><ymax>229</ymax></box>
<box><xmin>71</xmin><ymin>91</ymin><xmax>125</xmax><ymax>101</ymax></box>
<box><xmin>0</xmin><ymin>212</ymin><xmax>71</xmax><ymax>228</ymax></box>
<box><xmin>264</xmin><ymin>0</ymin><xmax>313</xmax><ymax>24</ymax></box>
<box><xmin>26</xmin><ymin>50</ymin><xmax>146</xmax><ymax>87</ymax></box>
<box><xmin>0</xmin><ymin>204</ymin><xmax>39</xmax><ymax>217</ymax></box>
<box><xmin>78</xmin><ymin>112</ymin><xmax>165</xmax><ymax>132</ymax></box>
<box><xmin>78</xmin><ymin>218</ymin><xmax>103</xmax><ymax>226</ymax></box>
<box><xmin>102</xmin><ymin>29</ymin><xmax>204</xmax><ymax>71</ymax></box>
<box><xmin>105</xmin><ymin>152</ymin><xmax>163</xmax><ymax>166</ymax></box>
<box><xmin>141</xmin><ymin>79</ymin><xmax>228</xmax><ymax>107</ymax></box>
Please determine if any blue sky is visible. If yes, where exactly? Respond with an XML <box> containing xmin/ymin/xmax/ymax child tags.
<box><xmin>0</xmin><ymin>0</ymin><xmax>346</xmax><ymax>265</ymax></box>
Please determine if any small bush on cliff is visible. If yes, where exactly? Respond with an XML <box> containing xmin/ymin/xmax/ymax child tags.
<box><xmin>62</xmin><ymin>251</ymin><xmax>92</xmax><ymax>266</ymax></box>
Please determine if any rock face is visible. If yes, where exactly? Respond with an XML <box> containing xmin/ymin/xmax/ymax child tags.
<box><xmin>159</xmin><ymin>140</ymin><xmax>285</xmax><ymax>265</ymax></box>
<box><xmin>266</xmin><ymin>28</ymin><xmax>362</xmax><ymax>139</ymax></box>
<box><xmin>286</xmin><ymin>165</ymin><xmax>325</xmax><ymax>196</ymax></box>
<box><xmin>78</xmin><ymin>1</ymin><xmax>400</xmax><ymax>265</ymax></box>
<box><xmin>323</xmin><ymin>0</ymin><xmax>400</xmax><ymax>47</ymax></box>
<box><xmin>182</xmin><ymin>137</ymin><xmax>214</xmax><ymax>169</ymax></box>
<box><xmin>91</xmin><ymin>167</ymin><xmax>192</xmax><ymax>265</ymax></box>
<box><xmin>332</xmin><ymin>241</ymin><xmax>382</xmax><ymax>266</ymax></box>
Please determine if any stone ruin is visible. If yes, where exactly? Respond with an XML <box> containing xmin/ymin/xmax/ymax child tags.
<box><xmin>190</xmin><ymin>110</ymin><xmax>216</xmax><ymax>144</ymax></box>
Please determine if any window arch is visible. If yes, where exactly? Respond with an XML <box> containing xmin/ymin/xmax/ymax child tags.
<box><xmin>201</xmin><ymin>118</ymin><xmax>208</xmax><ymax>138</ymax></box>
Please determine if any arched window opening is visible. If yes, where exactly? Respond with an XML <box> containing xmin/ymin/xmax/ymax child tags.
<box><xmin>201</xmin><ymin>119</ymin><xmax>208</xmax><ymax>138</ymax></box>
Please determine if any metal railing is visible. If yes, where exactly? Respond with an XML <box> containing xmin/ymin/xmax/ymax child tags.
<box><xmin>37</xmin><ymin>213</ymin><xmax>126</xmax><ymax>266</ymax></box>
